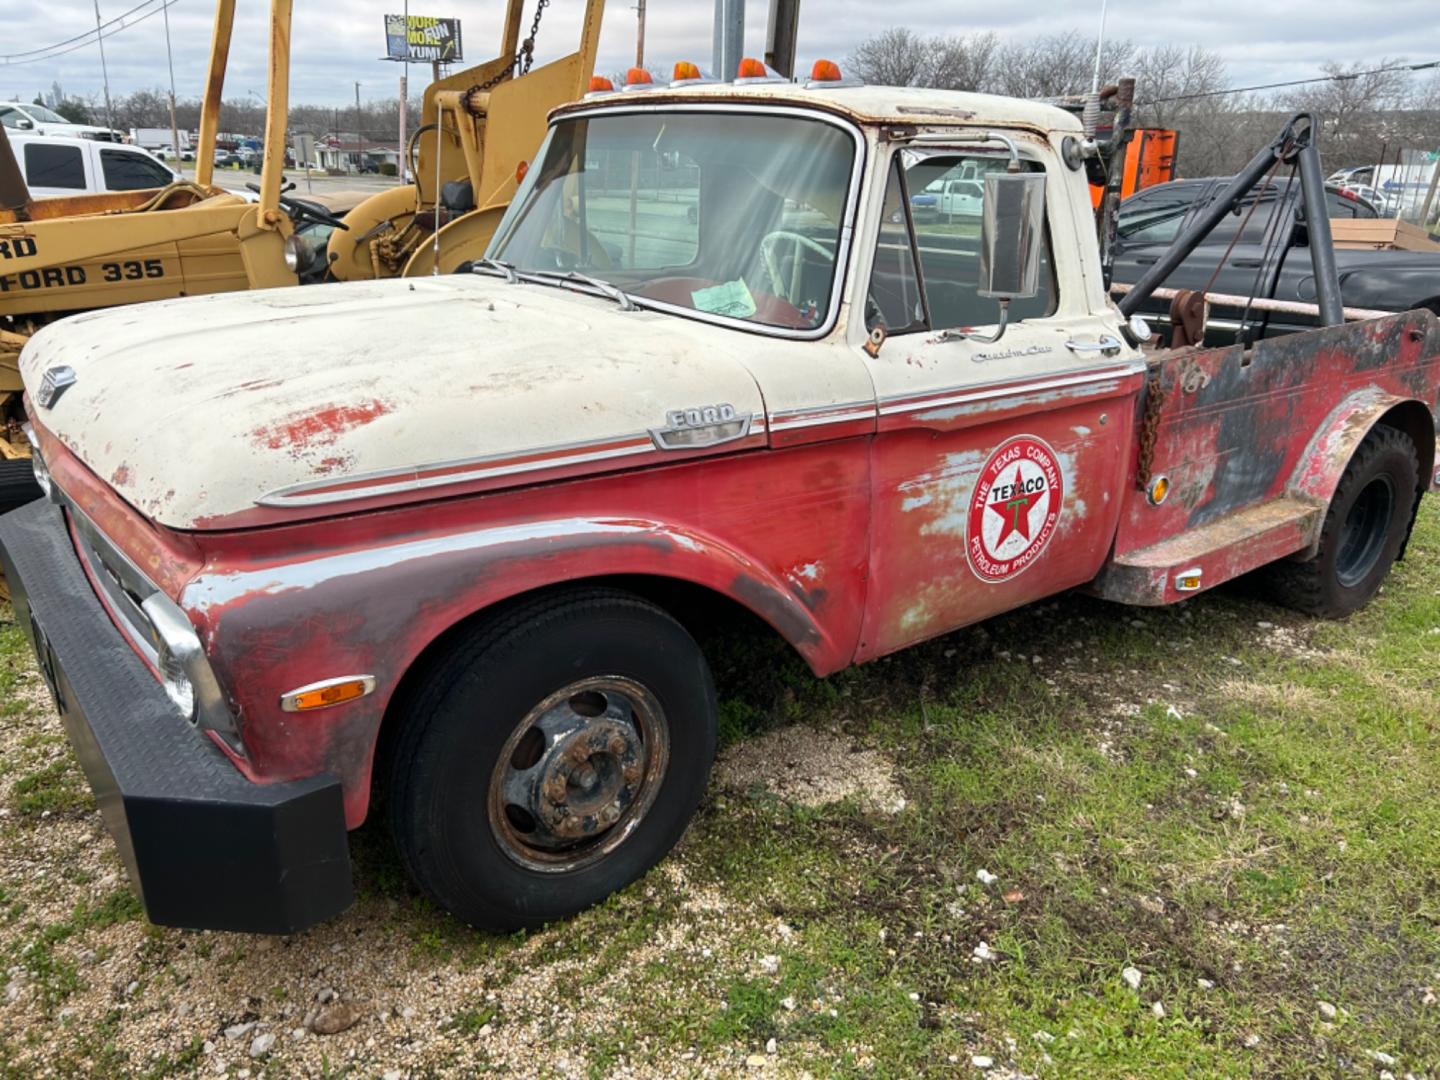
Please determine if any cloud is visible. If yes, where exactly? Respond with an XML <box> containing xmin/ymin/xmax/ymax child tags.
<box><xmin>2</xmin><ymin>0</ymin><xmax>1433</xmax><ymax>111</ymax></box>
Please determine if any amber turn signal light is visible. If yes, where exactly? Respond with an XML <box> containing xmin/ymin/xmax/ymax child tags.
<box><xmin>588</xmin><ymin>75</ymin><xmax>614</xmax><ymax>92</ymax></box>
<box><xmin>280</xmin><ymin>676</ymin><xmax>377</xmax><ymax>713</ymax></box>
<box><xmin>626</xmin><ymin>67</ymin><xmax>653</xmax><ymax>85</ymax></box>
<box><xmin>736</xmin><ymin>57</ymin><xmax>767</xmax><ymax>79</ymax></box>
<box><xmin>673</xmin><ymin>60</ymin><xmax>702</xmax><ymax>81</ymax></box>
<box><xmin>810</xmin><ymin>59</ymin><xmax>843</xmax><ymax>82</ymax></box>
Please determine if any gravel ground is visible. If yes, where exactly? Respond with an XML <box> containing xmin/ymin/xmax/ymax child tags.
<box><xmin>0</xmin><ymin>651</ymin><xmax>895</xmax><ymax>1079</ymax></box>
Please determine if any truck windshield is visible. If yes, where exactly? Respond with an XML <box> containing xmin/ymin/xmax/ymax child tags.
<box><xmin>490</xmin><ymin>111</ymin><xmax>856</xmax><ymax>332</ymax></box>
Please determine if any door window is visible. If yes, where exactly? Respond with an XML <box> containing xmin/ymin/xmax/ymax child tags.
<box><xmin>24</xmin><ymin>143</ymin><xmax>85</xmax><ymax>189</ymax></box>
<box><xmin>1116</xmin><ymin>185</ymin><xmax>1202</xmax><ymax>244</ymax></box>
<box><xmin>100</xmin><ymin>148</ymin><xmax>172</xmax><ymax>190</ymax></box>
<box><xmin>866</xmin><ymin>151</ymin><xmax>1057</xmax><ymax>335</ymax></box>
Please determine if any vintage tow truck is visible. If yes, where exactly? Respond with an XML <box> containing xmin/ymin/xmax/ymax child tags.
<box><xmin>2</xmin><ymin>66</ymin><xmax>1437</xmax><ymax>934</ymax></box>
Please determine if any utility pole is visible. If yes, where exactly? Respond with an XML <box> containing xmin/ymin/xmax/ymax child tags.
<box><xmin>399</xmin><ymin>0</ymin><xmax>409</xmax><ymax>183</ymax></box>
<box><xmin>354</xmin><ymin>81</ymin><xmax>362</xmax><ymax>175</ymax></box>
<box><xmin>712</xmin><ymin>0</ymin><xmax>743</xmax><ymax>81</ymax></box>
<box><xmin>635</xmin><ymin>0</ymin><xmax>646</xmax><ymax>68</ymax></box>
<box><xmin>93</xmin><ymin>0</ymin><xmax>115</xmax><ymax>137</ymax></box>
<box><xmin>162</xmin><ymin>0</ymin><xmax>182</xmax><ymax>164</ymax></box>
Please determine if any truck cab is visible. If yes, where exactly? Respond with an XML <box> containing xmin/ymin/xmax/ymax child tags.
<box><xmin>4</xmin><ymin>71</ymin><xmax>1437</xmax><ymax>936</ymax></box>
<box><xmin>8</xmin><ymin>132</ymin><xmax>179</xmax><ymax>197</ymax></box>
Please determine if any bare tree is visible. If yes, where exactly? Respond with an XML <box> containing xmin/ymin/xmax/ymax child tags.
<box><xmin>848</xmin><ymin>27</ymin><xmax>931</xmax><ymax>87</ymax></box>
<box><xmin>927</xmin><ymin>32</ymin><xmax>999</xmax><ymax>93</ymax></box>
<box><xmin>990</xmin><ymin>32</ymin><xmax>1135</xmax><ymax>99</ymax></box>
<box><xmin>1132</xmin><ymin>45</ymin><xmax>1228</xmax><ymax>128</ymax></box>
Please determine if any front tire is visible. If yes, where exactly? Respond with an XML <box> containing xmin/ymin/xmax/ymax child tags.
<box><xmin>1266</xmin><ymin>423</ymin><xmax>1420</xmax><ymax>617</ymax></box>
<box><xmin>386</xmin><ymin>587</ymin><xmax>717</xmax><ymax>931</ymax></box>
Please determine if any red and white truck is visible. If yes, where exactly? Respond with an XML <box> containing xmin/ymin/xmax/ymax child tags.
<box><xmin>2</xmin><ymin>67</ymin><xmax>1437</xmax><ymax>934</ymax></box>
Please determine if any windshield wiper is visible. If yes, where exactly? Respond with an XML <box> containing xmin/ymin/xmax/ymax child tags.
<box><xmin>525</xmin><ymin>269</ymin><xmax>637</xmax><ymax>312</ymax></box>
<box><xmin>472</xmin><ymin>257</ymin><xmax>518</xmax><ymax>283</ymax></box>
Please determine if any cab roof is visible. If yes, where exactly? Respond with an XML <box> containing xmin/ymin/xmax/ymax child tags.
<box><xmin>554</xmin><ymin>82</ymin><xmax>1084</xmax><ymax>136</ymax></box>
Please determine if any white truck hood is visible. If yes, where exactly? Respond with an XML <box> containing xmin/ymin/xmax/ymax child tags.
<box><xmin>21</xmin><ymin>275</ymin><xmax>767</xmax><ymax>530</ymax></box>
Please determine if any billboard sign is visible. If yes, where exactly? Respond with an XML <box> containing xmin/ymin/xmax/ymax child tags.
<box><xmin>384</xmin><ymin>15</ymin><xmax>463</xmax><ymax>63</ymax></box>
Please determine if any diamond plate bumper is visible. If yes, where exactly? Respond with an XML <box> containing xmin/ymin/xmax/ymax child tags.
<box><xmin>0</xmin><ymin>499</ymin><xmax>353</xmax><ymax>934</ymax></box>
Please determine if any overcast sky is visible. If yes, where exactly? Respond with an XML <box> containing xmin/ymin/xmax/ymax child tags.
<box><xmin>2</xmin><ymin>0</ymin><xmax>1436</xmax><ymax>110</ymax></box>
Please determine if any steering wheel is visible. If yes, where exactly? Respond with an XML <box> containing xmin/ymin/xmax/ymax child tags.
<box><xmin>759</xmin><ymin>230</ymin><xmax>831</xmax><ymax>304</ymax></box>
<box><xmin>245</xmin><ymin>180</ymin><xmax>350</xmax><ymax>231</ymax></box>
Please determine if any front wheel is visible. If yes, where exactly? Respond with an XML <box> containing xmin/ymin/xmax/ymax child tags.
<box><xmin>1266</xmin><ymin>423</ymin><xmax>1420</xmax><ymax>617</ymax></box>
<box><xmin>386</xmin><ymin>587</ymin><xmax>717</xmax><ymax>931</ymax></box>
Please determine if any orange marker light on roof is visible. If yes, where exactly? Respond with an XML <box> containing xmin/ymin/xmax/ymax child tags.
<box><xmin>626</xmin><ymin>67</ymin><xmax>653</xmax><ymax>85</ymax></box>
<box><xmin>736</xmin><ymin>57</ymin><xmax>767</xmax><ymax>79</ymax></box>
<box><xmin>588</xmin><ymin>75</ymin><xmax>614</xmax><ymax>92</ymax></box>
<box><xmin>673</xmin><ymin>60</ymin><xmax>702</xmax><ymax>81</ymax></box>
<box><xmin>515</xmin><ymin>160</ymin><xmax>529</xmax><ymax>184</ymax></box>
<box><xmin>810</xmin><ymin>59</ymin><xmax>843</xmax><ymax>82</ymax></box>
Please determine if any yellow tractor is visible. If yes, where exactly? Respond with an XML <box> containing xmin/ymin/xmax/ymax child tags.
<box><xmin>330</xmin><ymin>0</ymin><xmax>603</xmax><ymax>280</ymax></box>
<box><xmin>0</xmin><ymin>0</ymin><xmax>603</xmax><ymax>505</ymax></box>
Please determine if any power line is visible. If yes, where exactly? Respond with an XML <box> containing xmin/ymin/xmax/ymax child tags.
<box><xmin>1</xmin><ymin>0</ymin><xmax>180</xmax><ymax>67</ymax></box>
<box><xmin>1140</xmin><ymin>58</ymin><xmax>1440</xmax><ymax>106</ymax></box>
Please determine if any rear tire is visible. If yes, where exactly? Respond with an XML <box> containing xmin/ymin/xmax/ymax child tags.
<box><xmin>386</xmin><ymin>587</ymin><xmax>717</xmax><ymax>931</ymax></box>
<box><xmin>1266</xmin><ymin>423</ymin><xmax>1419</xmax><ymax>617</ymax></box>
<box><xmin>0</xmin><ymin>459</ymin><xmax>41</xmax><ymax>515</ymax></box>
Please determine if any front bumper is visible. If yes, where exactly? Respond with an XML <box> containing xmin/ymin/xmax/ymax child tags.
<box><xmin>0</xmin><ymin>499</ymin><xmax>353</xmax><ymax>934</ymax></box>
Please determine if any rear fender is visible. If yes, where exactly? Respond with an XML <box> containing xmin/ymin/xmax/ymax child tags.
<box><xmin>184</xmin><ymin>515</ymin><xmax>846</xmax><ymax>827</ymax></box>
<box><xmin>1287</xmin><ymin>388</ymin><xmax>1437</xmax><ymax>559</ymax></box>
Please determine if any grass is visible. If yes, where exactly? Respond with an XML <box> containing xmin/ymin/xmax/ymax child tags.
<box><xmin>0</xmin><ymin>501</ymin><xmax>1436</xmax><ymax>1077</ymax></box>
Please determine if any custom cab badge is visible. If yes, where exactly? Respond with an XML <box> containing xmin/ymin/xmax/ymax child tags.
<box><xmin>966</xmin><ymin>435</ymin><xmax>1064</xmax><ymax>582</ymax></box>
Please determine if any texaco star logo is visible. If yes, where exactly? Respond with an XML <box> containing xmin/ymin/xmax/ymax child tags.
<box><xmin>966</xmin><ymin>435</ymin><xmax>1064</xmax><ymax>583</ymax></box>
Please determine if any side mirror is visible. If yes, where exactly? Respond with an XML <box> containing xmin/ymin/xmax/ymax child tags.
<box><xmin>978</xmin><ymin>171</ymin><xmax>1046</xmax><ymax>301</ymax></box>
<box><xmin>16</xmin><ymin>119</ymin><xmax>34</xmax><ymax>131</ymax></box>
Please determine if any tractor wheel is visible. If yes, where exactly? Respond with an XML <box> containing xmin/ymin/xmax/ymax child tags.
<box><xmin>385</xmin><ymin>587</ymin><xmax>717</xmax><ymax>931</ymax></box>
<box><xmin>1266</xmin><ymin>423</ymin><xmax>1420</xmax><ymax>617</ymax></box>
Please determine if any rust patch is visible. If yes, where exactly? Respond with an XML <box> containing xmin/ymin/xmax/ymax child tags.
<box><xmin>251</xmin><ymin>399</ymin><xmax>392</xmax><ymax>452</ymax></box>
<box><xmin>110</xmin><ymin>464</ymin><xmax>131</xmax><ymax>486</ymax></box>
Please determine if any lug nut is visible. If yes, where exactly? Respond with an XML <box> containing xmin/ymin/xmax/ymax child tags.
<box><xmin>623</xmin><ymin>763</ymin><xmax>641</xmax><ymax>784</ymax></box>
<box><xmin>608</xmin><ymin>735</ymin><xmax>627</xmax><ymax>756</ymax></box>
<box><xmin>600</xmin><ymin>804</ymin><xmax>620</xmax><ymax>825</ymax></box>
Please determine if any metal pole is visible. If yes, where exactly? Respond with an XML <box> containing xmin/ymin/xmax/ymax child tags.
<box><xmin>93</xmin><ymin>0</ymin><xmax>116</xmax><ymax>137</ymax></box>
<box><xmin>354</xmin><ymin>81</ymin><xmax>362</xmax><ymax>175</ymax></box>
<box><xmin>764</xmin><ymin>0</ymin><xmax>801</xmax><ymax>80</ymax></box>
<box><xmin>401</xmin><ymin>0</ymin><xmax>409</xmax><ymax>184</ymax></box>
<box><xmin>1293</xmin><ymin>118</ymin><xmax>1343</xmax><ymax>327</ymax></box>
<box><xmin>635</xmin><ymin>0</ymin><xmax>646</xmax><ymax>68</ymax></box>
<box><xmin>1090</xmin><ymin>0</ymin><xmax>1109</xmax><ymax>94</ymax></box>
<box><xmin>712</xmin><ymin>0</ymin><xmax>743</xmax><ymax>81</ymax></box>
<box><xmin>162</xmin><ymin>0</ymin><xmax>182</xmax><ymax>168</ymax></box>
<box><xmin>398</xmin><ymin>74</ymin><xmax>408</xmax><ymax>184</ymax></box>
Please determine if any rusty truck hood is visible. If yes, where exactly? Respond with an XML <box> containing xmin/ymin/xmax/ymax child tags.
<box><xmin>21</xmin><ymin>275</ymin><xmax>767</xmax><ymax>530</ymax></box>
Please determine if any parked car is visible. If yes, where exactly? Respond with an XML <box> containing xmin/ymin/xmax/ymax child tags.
<box><xmin>4</xmin><ymin>82</ymin><xmax>1437</xmax><ymax>938</ymax></box>
<box><xmin>214</xmin><ymin>151</ymin><xmax>243</xmax><ymax>168</ymax></box>
<box><xmin>10</xmin><ymin>132</ymin><xmax>178</xmax><ymax>197</ymax></box>
<box><xmin>1111</xmin><ymin>175</ymin><xmax>1439</xmax><ymax>341</ymax></box>
<box><xmin>0</xmin><ymin>101</ymin><xmax>122</xmax><ymax>142</ymax></box>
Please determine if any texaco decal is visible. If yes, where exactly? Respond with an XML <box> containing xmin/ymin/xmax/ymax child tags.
<box><xmin>966</xmin><ymin>435</ymin><xmax>1064</xmax><ymax>583</ymax></box>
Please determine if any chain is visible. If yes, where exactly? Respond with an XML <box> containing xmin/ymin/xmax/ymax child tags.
<box><xmin>1135</xmin><ymin>372</ymin><xmax>1166</xmax><ymax>490</ymax></box>
<box><xmin>517</xmin><ymin>0</ymin><xmax>550</xmax><ymax>76</ymax></box>
<box><xmin>465</xmin><ymin>0</ymin><xmax>549</xmax><ymax>102</ymax></box>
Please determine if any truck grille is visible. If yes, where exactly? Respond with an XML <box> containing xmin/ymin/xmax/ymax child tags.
<box><xmin>70</xmin><ymin>509</ymin><xmax>163</xmax><ymax>666</ymax></box>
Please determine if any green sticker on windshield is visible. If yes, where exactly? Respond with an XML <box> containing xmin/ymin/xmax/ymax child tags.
<box><xmin>691</xmin><ymin>279</ymin><xmax>757</xmax><ymax>319</ymax></box>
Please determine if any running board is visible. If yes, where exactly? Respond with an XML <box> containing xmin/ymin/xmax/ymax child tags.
<box><xmin>1089</xmin><ymin>497</ymin><xmax>1322</xmax><ymax>606</ymax></box>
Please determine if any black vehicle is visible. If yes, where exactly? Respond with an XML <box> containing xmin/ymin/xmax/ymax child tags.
<box><xmin>1112</xmin><ymin>177</ymin><xmax>1440</xmax><ymax>343</ymax></box>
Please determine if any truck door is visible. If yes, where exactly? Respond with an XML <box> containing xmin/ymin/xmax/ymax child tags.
<box><xmin>856</xmin><ymin>145</ymin><xmax>1146</xmax><ymax>659</ymax></box>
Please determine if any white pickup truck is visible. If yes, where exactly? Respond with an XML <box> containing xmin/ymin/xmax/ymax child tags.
<box><xmin>2</xmin><ymin>67</ymin><xmax>1437</xmax><ymax>935</ymax></box>
<box><xmin>7</xmin><ymin>133</ymin><xmax>177</xmax><ymax>198</ymax></box>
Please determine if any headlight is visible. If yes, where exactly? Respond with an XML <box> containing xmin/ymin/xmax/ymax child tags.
<box><xmin>140</xmin><ymin>594</ymin><xmax>201</xmax><ymax>722</ymax></box>
<box><xmin>283</xmin><ymin>234</ymin><xmax>303</xmax><ymax>272</ymax></box>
